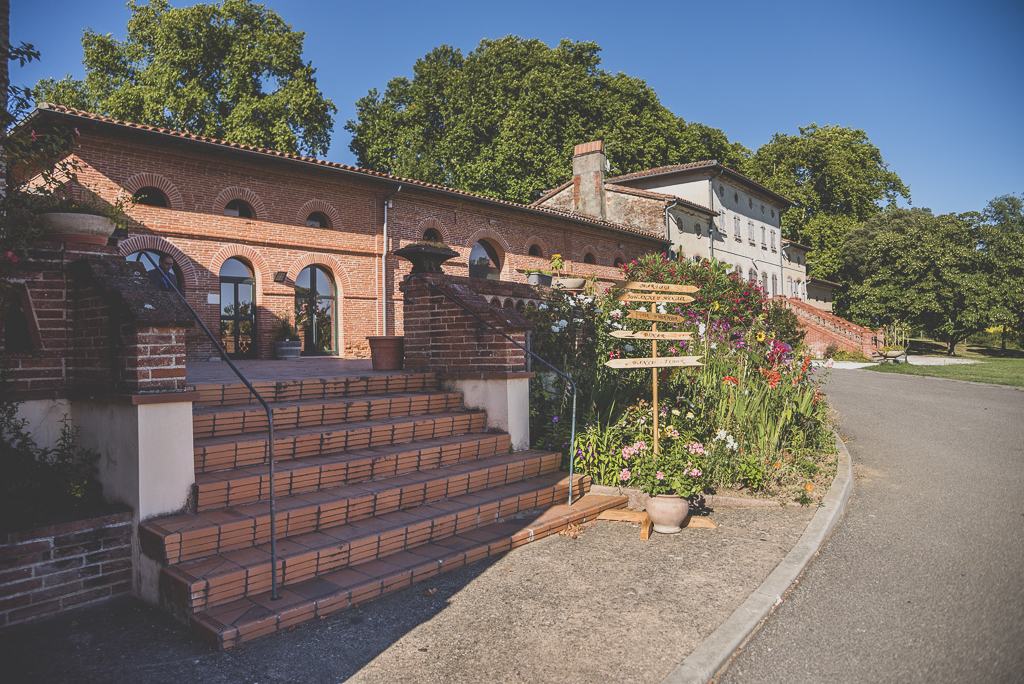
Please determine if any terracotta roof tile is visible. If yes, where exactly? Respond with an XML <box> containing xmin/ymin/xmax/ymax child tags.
<box><xmin>32</xmin><ymin>104</ymin><xmax>669</xmax><ymax>243</ymax></box>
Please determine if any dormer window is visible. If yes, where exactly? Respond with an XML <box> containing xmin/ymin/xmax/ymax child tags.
<box><xmin>133</xmin><ymin>187</ymin><xmax>168</xmax><ymax>207</ymax></box>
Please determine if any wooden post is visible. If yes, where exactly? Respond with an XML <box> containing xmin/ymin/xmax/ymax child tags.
<box><xmin>652</xmin><ymin>322</ymin><xmax>658</xmax><ymax>455</ymax></box>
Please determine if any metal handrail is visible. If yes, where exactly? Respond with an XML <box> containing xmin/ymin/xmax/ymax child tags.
<box><xmin>138</xmin><ymin>254</ymin><xmax>280</xmax><ymax>600</ymax></box>
<box><xmin>405</xmin><ymin>273</ymin><xmax>580</xmax><ymax>505</ymax></box>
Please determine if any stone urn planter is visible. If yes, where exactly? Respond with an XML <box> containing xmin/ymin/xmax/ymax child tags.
<box><xmin>394</xmin><ymin>244</ymin><xmax>459</xmax><ymax>274</ymax></box>
<box><xmin>39</xmin><ymin>212</ymin><xmax>116</xmax><ymax>245</ymax></box>
<box><xmin>526</xmin><ymin>272</ymin><xmax>553</xmax><ymax>287</ymax></box>
<box><xmin>367</xmin><ymin>336</ymin><xmax>404</xmax><ymax>370</ymax></box>
<box><xmin>554</xmin><ymin>277</ymin><xmax>586</xmax><ymax>290</ymax></box>
<box><xmin>274</xmin><ymin>340</ymin><xmax>302</xmax><ymax>360</ymax></box>
<box><xmin>645</xmin><ymin>495</ymin><xmax>690</xmax><ymax>534</ymax></box>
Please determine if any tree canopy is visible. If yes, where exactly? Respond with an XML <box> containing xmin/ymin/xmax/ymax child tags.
<box><xmin>842</xmin><ymin>208</ymin><xmax>996</xmax><ymax>354</ymax></box>
<box><xmin>32</xmin><ymin>0</ymin><xmax>337</xmax><ymax>157</ymax></box>
<box><xmin>345</xmin><ymin>37</ymin><xmax>749</xmax><ymax>204</ymax></box>
<box><xmin>745</xmin><ymin>124</ymin><xmax>910</xmax><ymax>281</ymax></box>
<box><xmin>981</xmin><ymin>193</ymin><xmax>1024</xmax><ymax>341</ymax></box>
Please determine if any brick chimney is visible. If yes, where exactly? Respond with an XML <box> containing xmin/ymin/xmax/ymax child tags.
<box><xmin>572</xmin><ymin>140</ymin><xmax>607</xmax><ymax>220</ymax></box>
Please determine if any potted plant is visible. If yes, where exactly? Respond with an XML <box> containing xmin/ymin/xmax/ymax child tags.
<box><xmin>33</xmin><ymin>187</ymin><xmax>131</xmax><ymax>245</ymax></box>
<box><xmin>524</xmin><ymin>268</ymin><xmax>553</xmax><ymax>287</ymax></box>
<box><xmin>880</xmin><ymin>321</ymin><xmax>909</xmax><ymax>362</ymax></box>
<box><xmin>274</xmin><ymin>318</ymin><xmax>302</xmax><ymax>360</ymax></box>
<box><xmin>367</xmin><ymin>335</ymin><xmax>404</xmax><ymax>370</ymax></box>
<box><xmin>394</xmin><ymin>240</ymin><xmax>459</xmax><ymax>274</ymax></box>
<box><xmin>550</xmin><ymin>253</ymin><xmax>585</xmax><ymax>289</ymax></box>
<box><xmin>635</xmin><ymin>453</ymin><xmax>704</xmax><ymax>534</ymax></box>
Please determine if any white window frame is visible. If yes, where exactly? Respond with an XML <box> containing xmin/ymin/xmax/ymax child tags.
<box><xmin>733</xmin><ymin>214</ymin><xmax>740</xmax><ymax>240</ymax></box>
<box><xmin>761</xmin><ymin>225</ymin><xmax>767</xmax><ymax>247</ymax></box>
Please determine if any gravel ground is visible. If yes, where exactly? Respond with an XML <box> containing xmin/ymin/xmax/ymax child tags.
<box><xmin>2</xmin><ymin>506</ymin><xmax>813</xmax><ymax>684</ymax></box>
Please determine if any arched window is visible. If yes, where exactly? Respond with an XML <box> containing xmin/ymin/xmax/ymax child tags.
<box><xmin>771</xmin><ymin>273</ymin><xmax>778</xmax><ymax>296</ymax></box>
<box><xmin>748</xmin><ymin>268</ymin><xmax>757</xmax><ymax>284</ymax></box>
<box><xmin>787</xmin><ymin>277</ymin><xmax>794</xmax><ymax>297</ymax></box>
<box><xmin>583</xmin><ymin>252</ymin><xmax>596</xmax><ymax>264</ymax></box>
<box><xmin>295</xmin><ymin>266</ymin><xmax>336</xmax><ymax>355</ymax></box>
<box><xmin>469</xmin><ymin>240</ymin><xmax>501</xmax><ymax>280</ymax></box>
<box><xmin>422</xmin><ymin>228</ymin><xmax>441</xmax><ymax>242</ymax></box>
<box><xmin>132</xmin><ymin>187</ymin><xmax>168</xmax><ymax>208</ymax></box>
<box><xmin>761</xmin><ymin>272</ymin><xmax>769</xmax><ymax>292</ymax></box>
<box><xmin>127</xmin><ymin>249</ymin><xmax>184</xmax><ymax>292</ymax></box>
<box><xmin>305</xmin><ymin>212</ymin><xmax>330</xmax><ymax>229</ymax></box>
<box><xmin>224</xmin><ymin>199</ymin><xmax>253</xmax><ymax>219</ymax></box>
<box><xmin>694</xmin><ymin>222</ymin><xmax>702</xmax><ymax>238</ymax></box>
<box><xmin>219</xmin><ymin>258</ymin><xmax>256</xmax><ymax>359</ymax></box>
<box><xmin>614</xmin><ymin>257</ymin><xmax>625</xmax><ymax>268</ymax></box>
<box><xmin>528</xmin><ymin>244</ymin><xmax>543</xmax><ymax>257</ymax></box>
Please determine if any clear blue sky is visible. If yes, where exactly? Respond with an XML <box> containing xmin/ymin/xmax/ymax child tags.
<box><xmin>11</xmin><ymin>0</ymin><xmax>1024</xmax><ymax>215</ymax></box>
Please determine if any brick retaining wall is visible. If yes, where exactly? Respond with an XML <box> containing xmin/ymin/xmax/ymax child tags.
<box><xmin>0</xmin><ymin>510</ymin><xmax>133</xmax><ymax>628</ymax></box>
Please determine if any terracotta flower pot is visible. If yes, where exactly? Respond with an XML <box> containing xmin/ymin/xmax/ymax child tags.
<box><xmin>367</xmin><ymin>336</ymin><xmax>404</xmax><ymax>370</ymax></box>
<box><xmin>645</xmin><ymin>494</ymin><xmax>690</xmax><ymax>534</ymax></box>
<box><xmin>39</xmin><ymin>212</ymin><xmax>116</xmax><ymax>245</ymax></box>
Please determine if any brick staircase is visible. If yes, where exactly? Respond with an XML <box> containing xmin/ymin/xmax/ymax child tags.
<box><xmin>139</xmin><ymin>372</ymin><xmax>626</xmax><ymax>649</ymax></box>
<box><xmin>775</xmin><ymin>296</ymin><xmax>882</xmax><ymax>359</ymax></box>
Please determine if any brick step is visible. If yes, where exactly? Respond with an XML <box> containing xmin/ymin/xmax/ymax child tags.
<box><xmin>163</xmin><ymin>473</ymin><xmax>596</xmax><ymax>618</ymax></box>
<box><xmin>143</xmin><ymin>450</ymin><xmax>562</xmax><ymax>566</ymax></box>
<box><xmin>189</xmin><ymin>373</ymin><xmax>439</xmax><ymax>408</ymax></box>
<box><xmin>194</xmin><ymin>432</ymin><xmax>512</xmax><ymax>512</ymax></box>
<box><xmin>192</xmin><ymin>390</ymin><xmax>463</xmax><ymax>440</ymax></box>
<box><xmin>188</xmin><ymin>492</ymin><xmax>627</xmax><ymax>649</ymax></box>
<box><xmin>193</xmin><ymin>410</ymin><xmax>487</xmax><ymax>474</ymax></box>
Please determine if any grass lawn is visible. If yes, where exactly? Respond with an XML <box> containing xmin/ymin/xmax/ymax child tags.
<box><xmin>865</xmin><ymin>338</ymin><xmax>1024</xmax><ymax>388</ymax></box>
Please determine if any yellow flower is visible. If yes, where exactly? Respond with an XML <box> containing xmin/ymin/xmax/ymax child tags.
<box><xmin>713</xmin><ymin>301</ymin><xmax>720</xmax><ymax>312</ymax></box>
<box><xmin>757</xmin><ymin>331</ymin><xmax>766</xmax><ymax>342</ymax></box>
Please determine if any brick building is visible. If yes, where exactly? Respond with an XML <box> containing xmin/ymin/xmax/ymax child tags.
<box><xmin>11</xmin><ymin>104</ymin><xmax>668</xmax><ymax>363</ymax></box>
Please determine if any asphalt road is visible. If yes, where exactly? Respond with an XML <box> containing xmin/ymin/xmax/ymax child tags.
<box><xmin>717</xmin><ymin>370</ymin><xmax>1024</xmax><ymax>683</ymax></box>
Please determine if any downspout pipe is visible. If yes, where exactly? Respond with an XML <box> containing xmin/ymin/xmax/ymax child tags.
<box><xmin>664</xmin><ymin>200</ymin><xmax>678</xmax><ymax>258</ymax></box>
<box><xmin>707</xmin><ymin>168</ymin><xmax>726</xmax><ymax>260</ymax></box>
<box><xmin>381</xmin><ymin>185</ymin><xmax>402</xmax><ymax>335</ymax></box>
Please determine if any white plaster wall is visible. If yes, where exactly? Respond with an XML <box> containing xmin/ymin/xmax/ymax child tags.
<box><xmin>14</xmin><ymin>397</ymin><xmax>73</xmax><ymax>451</ymax></box>
<box><xmin>445</xmin><ymin>377</ymin><xmax>530</xmax><ymax>452</ymax></box>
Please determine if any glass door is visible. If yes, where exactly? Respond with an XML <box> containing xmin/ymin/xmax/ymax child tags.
<box><xmin>219</xmin><ymin>258</ymin><xmax>256</xmax><ymax>359</ymax></box>
<box><xmin>294</xmin><ymin>266</ymin><xmax>336</xmax><ymax>355</ymax></box>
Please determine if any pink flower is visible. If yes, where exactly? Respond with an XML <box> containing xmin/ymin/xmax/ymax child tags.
<box><xmin>656</xmin><ymin>471</ymin><xmax>665</xmax><ymax>480</ymax></box>
<box><xmin>619</xmin><ymin>469</ymin><xmax>631</xmax><ymax>481</ymax></box>
<box><xmin>826</xmin><ymin>358</ymin><xmax>835</xmax><ymax>369</ymax></box>
<box><xmin>30</xmin><ymin>130</ymin><xmax>37</xmax><ymax>142</ymax></box>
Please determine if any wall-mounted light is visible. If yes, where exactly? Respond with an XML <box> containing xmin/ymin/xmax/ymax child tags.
<box><xmin>273</xmin><ymin>271</ymin><xmax>287</xmax><ymax>283</ymax></box>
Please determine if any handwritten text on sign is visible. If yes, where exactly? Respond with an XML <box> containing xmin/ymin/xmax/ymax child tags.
<box><xmin>615</xmin><ymin>292</ymin><xmax>694</xmax><ymax>304</ymax></box>
<box><xmin>612</xmin><ymin>281</ymin><xmax>699</xmax><ymax>293</ymax></box>
<box><xmin>604</xmin><ymin>356</ymin><xmax>703</xmax><ymax>369</ymax></box>
<box><xmin>609</xmin><ymin>330</ymin><xmax>693</xmax><ymax>340</ymax></box>
<box><xmin>626</xmin><ymin>310</ymin><xmax>685</xmax><ymax>324</ymax></box>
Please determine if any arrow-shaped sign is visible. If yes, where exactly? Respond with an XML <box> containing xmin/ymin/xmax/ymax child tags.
<box><xmin>604</xmin><ymin>356</ymin><xmax>703</xmax><ymax>369</ymax></box>
<box><xmin>613</xmin><ymin>281</ymin><xmax>699</xmax><ymax>293</ymax></box>
<box><xmin>615</xmin><ymin>292</ymin><xmax>694</xmax><ymax>304</ymax></box>
<box><xmin>610</xmin><ymin>330</ymin><xmax>693</xmax><ymax>340</ymax></box>
<box><xmin>626</xmin><ymin>310</ymin><xmax>685</xmax><ymax>324</ymax></box>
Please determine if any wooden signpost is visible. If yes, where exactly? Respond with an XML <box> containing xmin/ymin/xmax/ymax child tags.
<box><xmin>606</xmin><ymin>282</ymin><xmax>703</xmax><ymax>454</ymax></box>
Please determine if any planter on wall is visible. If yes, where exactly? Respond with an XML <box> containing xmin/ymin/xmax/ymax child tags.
<box><xmin>394</xmin><ymin>244</ymin><xmax>459</xmax><ymax>274</ymax></box>
<box><xmin>39</xmin><ymin>213</ymin><xmax>116</xmax><ymax>245</ymax></box>
<box><xmin>526</xmin><ymin>272</ymin><xmax>553</xmax><ymax>286</ymax></box>
<box><xmin>367</xmin><ymin>336</ymin><xmax>404</xmax><ymax>370</ymax></box>
<box><xmin>274</xmin><ymin>340</ymin><xmax>302</xmax><ymax>360</ymax></box>
<box><xmin>554</xmin><ymin>277</ymin><xmax>586</xmax><ymax>290</ymax></box>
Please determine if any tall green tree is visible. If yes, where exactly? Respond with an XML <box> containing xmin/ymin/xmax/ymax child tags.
<box><xmin>844</xmin><ymin>208</ymin><xmax>995</xmax><ymax>355</ymax></box>
<box><xmin>32</xmin><ymin>0</ymin><xmax>336</xmax><ymax>157</ymax></box>
<box><xmin>345</xmin><ymin>37</ymin><xmax>748</xmax><ymax>204</ymax></box>
<box><xmin>746</xmin><ymin>124</ymin><xmax>910</xmax><ymax>281</ymax></box>
<box><xmin>981</xmin><ymin>193</ymin><xmax>1024</xmax><ymax>347</ymax></box>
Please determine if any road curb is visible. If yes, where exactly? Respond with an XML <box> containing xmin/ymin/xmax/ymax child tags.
<box><xmin>661</xmin><ymin>433</ymin><xmax>855</xmax><ymax>684</ymax></box>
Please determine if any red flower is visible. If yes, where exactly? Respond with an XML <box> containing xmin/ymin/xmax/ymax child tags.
<box><xmin>722</xmin><ymin>375</ymin><xmax>739</xmax><ymax>385</ymax></box>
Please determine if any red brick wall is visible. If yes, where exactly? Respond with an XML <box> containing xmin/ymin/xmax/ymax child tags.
<box><xmin>402</xmin><ymin>274</ymin><xmax>533</xmax><ymax>374</ymax></box>
<box><xmin>0</xmin><ymin>511</ymin><xmax>133</xmax><ymax>628</ymax></box>
<box><xmin>55</xmin><ymin>122</ymin><xmax>662</xmax><ymax>361</ymax></box>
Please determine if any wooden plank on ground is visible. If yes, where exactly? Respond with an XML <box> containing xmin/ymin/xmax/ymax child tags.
<box><xmin>597</xmin><ymin>509</ymin><xmax>653</xmax><ymax>540</ymax></box>
<box><xmin>684</xmin><ymin>516</ymin><xmax>718</xmax><ymax>529</ymax></box>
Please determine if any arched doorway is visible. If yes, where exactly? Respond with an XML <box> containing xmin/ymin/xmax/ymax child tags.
<box><xmin>294</xmin><ymin>265</ymin><xmax>336</xmax><ymax>355</ymax></box>
<box><xmin>469</xmin><ymin>240</ymin><xmax>501</xmax><ymax>280</ymax></box>
<box><xmin>219</xmin><ymin>258</ymin><xmax>256</xmax><ymax>359</ymax></box>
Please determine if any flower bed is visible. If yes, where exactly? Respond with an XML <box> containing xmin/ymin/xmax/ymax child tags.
<box><xmin>526</xmin><ymin>254</ymin><xmax>836</xmax><ymax>504</ymax></box>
